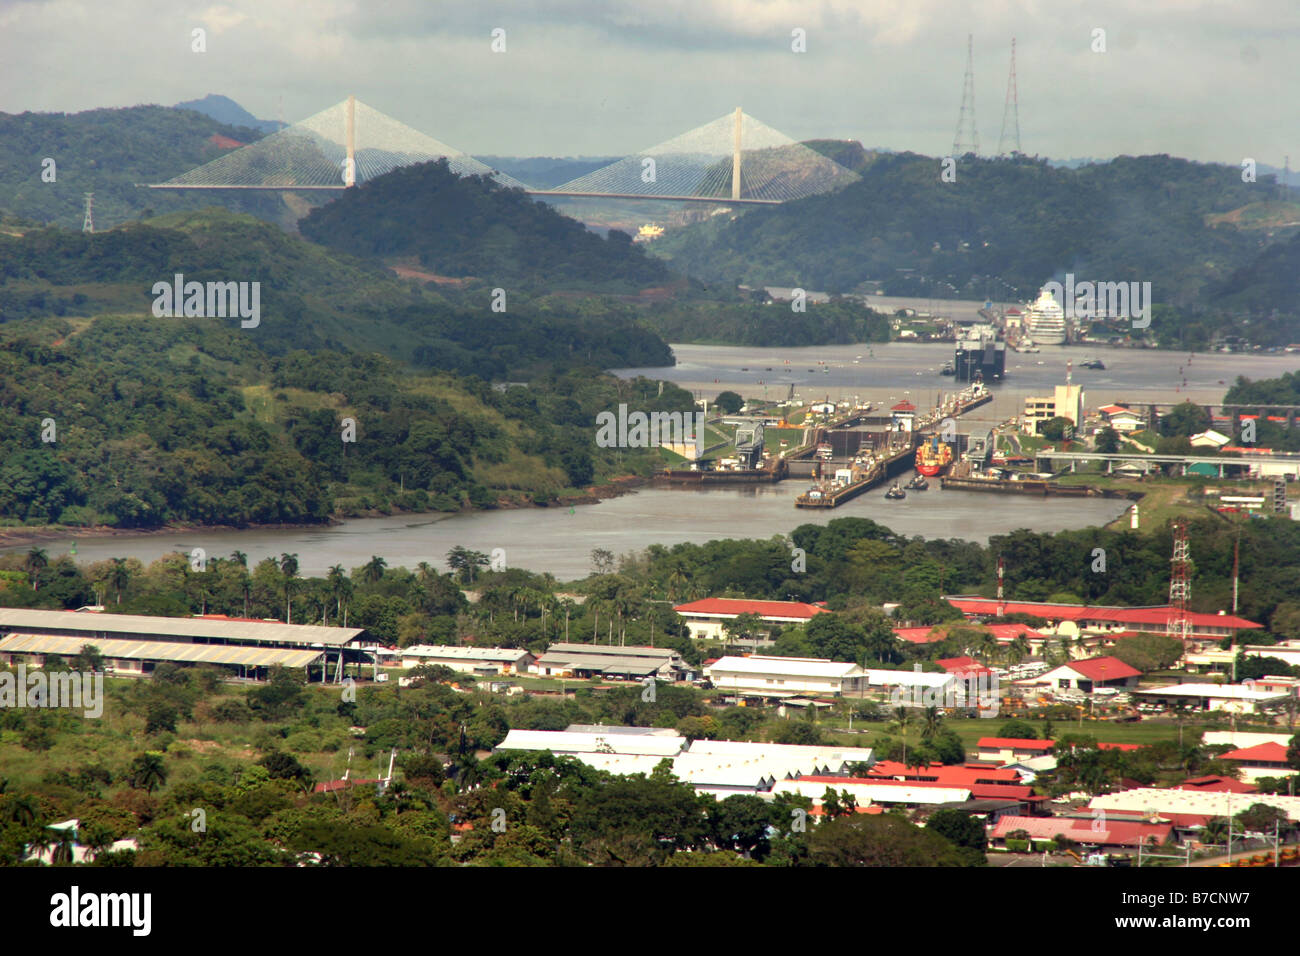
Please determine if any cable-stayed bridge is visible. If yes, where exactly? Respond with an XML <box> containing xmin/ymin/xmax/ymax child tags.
<box><xmin>147</xmin><ymin>97</ymin><xmax>858</xmax><ymax>206</ymax></box>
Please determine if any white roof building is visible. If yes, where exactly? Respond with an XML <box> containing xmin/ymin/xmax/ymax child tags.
<box><xmin>1133</xmin><ymin>682</ymin><xmax>1291</xmax><ymax>714</ymax></box>
<box><xmin>398</xmin><ymin>645</ymin><xmax>534</xmax><ymax>674</ymax></box>
<box><xmin>707</xmin><ymin>655</ymin><xmax>865</xmax><ymax>697</ymax></box>
<box><xmin>1089</xmin><ymin>788</ymin><xmax>1300</xmax><ymax>822</ymax></box>
<box><xmin>495</xmin><ymin>728</ymin><xmax>686</xmax><ymax>757</ymax></box>
<box><xmin>772</xmin><ymin>777</ymin><xmax>971</xmax><ymax>806</ymax></box>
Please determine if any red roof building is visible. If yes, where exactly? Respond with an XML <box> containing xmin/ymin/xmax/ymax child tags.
<box><xmin>1218</xmin><ymin>742</ymin><xmax>1296</xmax><ymax>782</ymax></box>
<box><xmin>1014</xmin><ymin>655</ymin><xmax>1141</xmax><ymax>692</ymax></box>
<box><xmin>945</xmin><ymin>596</ymin><xmax>1261</xmax><ymax>640</ymax></box>
<box><xmin>674</xmin><ymin>598</ymin><xmax>828</xmax><ymax>642</ymax></box>
<box><xmin>893</xmin><ymin>623</ymin><xmax>1046</xmax><ymax>646</ymax></box>
<box><xmin>935</xmin><ymin>656</ymin><xmax>995</xmax><ymax>678</ymax></box>
<box><xmin>977</xmin><ymin>737</ymin><xmax>1056</xmax><ymax>763</ymax></box>
<box><xmin>1173</xmin><ymin>775</ymin><xmax>1258</xmax><ymax>794</ymax></box>
<box><xmin>990</xmin><ymin>815</ymin><xmax>1172</xmax><ymax>849</ymax></box>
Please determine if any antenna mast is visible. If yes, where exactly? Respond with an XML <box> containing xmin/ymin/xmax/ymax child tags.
<box><xmin>82</xmin><ymin>192</ymin><xmax>94</xmax><ymax>233</ymax></box>
<box><xmin>997</xmin><ymin>37</ymin><xmax>1021</xmax><ymax>156</ymax></box>
<box><xmin>952</xmin><ymin>34</ymin><xmax>980</xmax><ymax>156</ymax></box>
<box><xmin>1167</xmin><ymin>520</ymin><xmax>1192</xmax><ymax>662</ymax></box>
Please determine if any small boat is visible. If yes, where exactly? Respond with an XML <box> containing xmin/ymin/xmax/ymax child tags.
<box><xmin>884</xmin><ymin>482</ymin><xmax>906</xmax><ymax>500</ymax></box>
<box><xmin>1081</xmin><ymin>358</ymin><xmax>1106</xmax><ymax>370</ymax></box>
<box><xmin>907</xmin><ymin>474</ymin><xmax>929</xmax><ymax>491</ymax></box>
<box><xmin>940</xmin><ymin>362</ymin><xmax>955</xmax><ymax>376</ymax></box>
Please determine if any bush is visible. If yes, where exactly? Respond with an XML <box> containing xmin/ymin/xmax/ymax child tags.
<box><xmin>1005</xmin><ymin>838</ymin><xmax>1030</xmax><ymax>853</ymax></box>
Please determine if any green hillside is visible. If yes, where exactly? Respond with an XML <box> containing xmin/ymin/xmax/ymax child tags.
<box><xmin>0</xmin><ymin>209</ymin><xmax>672</xmax><ymax>376</ymax></box>
<box><xmin>0</xmin><ymin>105</ymin><xmax>304</xmax><ymax>230</ymax></box>
<box><xmin>655</xmin><ymin>153</ymin><xmax>1288</xmax><ymax>305</ymax></box>
<box><xmin>299</xmin><ymin>159</ymin><xmax>672</xmax><ymax>291</ymax></box>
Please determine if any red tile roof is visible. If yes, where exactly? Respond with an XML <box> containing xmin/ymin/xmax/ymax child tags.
<box><xmin>1220</xmin><ymin>742</ymin><xmax>1290</xmax><ymax>763</ymax></box>
<box><xmin>978</xmin><ymin>737</ymin><xmax>1055</xmax><ymax>752</ymax></box>
<box><xmin>946</xmin><ymin>597</ymin><xmax>1261</xmax><ymax>630</ymax></box>
<box><xmin>1174</xmin><ymin>775</ymin><xmax>1258</xmax><ymax>794</ymax></box>
<box><xmin>893</xmin><ymin>626</ymin><xmax>946</xmax><ymax>644</ymax></box>
<box><xmin>866</xmin><ymin>761</ymin><xmax>1022</xmax><ymax>785</ymax></box>
<box><xmin>991</xmin><ymin>815</ymin><xmax>1172</xmax><ymax>847</ymax></box>
<box><xmin>795</xmin><ymin>775</ymin><xmax>1033</xmax><ymax>801</ymax></box>
<box><xmin>935</xmin><ymin>656</ymin><xmax>995</xmax><ymax>676</ymax></box>
<box><xmin>674</xmin><ymin>598</ymin><xmax>828</xmax><ymax>620</ymax></box>
<box><xmin>891</xmin><ymin>401</ymin><xmax>917</xmax><ymax>412</ymax></box>
<box><xmin>1062</xmin><ymin>656</ymin><xmax>1142</xmax><ymax>682</ymax></box>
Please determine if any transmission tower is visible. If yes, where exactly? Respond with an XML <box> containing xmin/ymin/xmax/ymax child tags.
<box><xmin>997</xmin><ymin>37</ymin><xmax>1021</xmax><ymax>156</ymax></box>
<box><xmin>1167</xmin><ymin>519</ymin><xmax>1192</xmax><ymax>659</ymax></box>
<box><xmin>82</xmin><ymin>192</ymin><xmax>94</xmax><ymax>233</ymax></box>
<box><xmin>952</xmin><ymin>34</ymin><xmax>980</xmax><ymax>156</ymax></box>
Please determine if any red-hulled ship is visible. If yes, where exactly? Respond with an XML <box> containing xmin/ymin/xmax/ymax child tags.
<box><xmin>915</xmin><ymin>435</ymin><xmax>953</xmax><ymax>477</ymax></box>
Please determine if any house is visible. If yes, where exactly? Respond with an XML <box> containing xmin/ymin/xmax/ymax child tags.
<box><xmin>989</xmin><ymin>815</ymin><xmax>1172</xmax><ymax>851</ymax></box>
<box><xmin>673</xmin><ymin>598</ymin><xmax>828</xmax><ymax>643</ymax></box>
<box><xmin>773</xmin><ymin>776</ymin><xmax>972</xmax><ymax>808</ymax></box>
<box><xmin>1218</xmin><ymin>742</ymin><xmax>1298</xmax><ymax>783</ymax></box>
<box><xmin>1013</xmin><ymin>656</ymin><xmax>1141</xmax><ymax>692</ymax></box>
<box><xmin>1132</xmin><ymin>682</ymin><xmax>1291</xmax><ymax>715</ymax></box>
<box><xmin>935</xmin><ymin>656</ymin><xmax>995</xmax><ymax>678</ymax></box>
<box><xmin>1099</xmin><ymin>406</ymin><xmax>1146</xmax><ymax>432</ymax></box>
<box><xmin>1189</xmin><ymin>429</ymin><xmax>1231</xmax><ymax>450</ymax></box>
<box><xmin>890</xmin><ymin>401</ymin><xmax>917</xmax><ymax>431</ymax></box>
<box><xmin>977</xmin><ymin>737</ymin><xmax>1056</xmax><ymax>763</ymax></box>
<box><xmin>892</xmin><ymin>623</ymin><xmax>1048</xmax><ymax>651</ymax></box>
<box><xmin>0</xmin><ymin>607</ymin><xmax>368</xmax><ymax>682</ymax></box>
<box><xmin>532</xmin><ymin>642</ymin><xmax>687</xmax><ymax>681</ymax></box>
<box><xmin>1242</xmin><ymin>640</ymin><xmax>1300</xmax><ymax>669</ymax></box>
<box><xmin>398</xmin><ymin>645</ymin><xmax>535</xmax><ymax>675</ymax></box>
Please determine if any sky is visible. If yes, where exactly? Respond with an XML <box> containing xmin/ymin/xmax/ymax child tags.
<box><xmin>1</xmin><ymin>0</ymin><xmax>1297</xmax><ymax>166</ymax></box>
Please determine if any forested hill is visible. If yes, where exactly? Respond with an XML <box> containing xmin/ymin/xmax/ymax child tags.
<box><xmin>299</xmin><ymin>160</ymin><xmax>673</xmax><ymax>291</ymax></box>
<box><xmin>0</xmin><ymin>105</ymin><xmax>291</xmax><ymax>230</ymax></box>
<box><xmin>0</xmin><ymin>209</ymin><xmax>672</xmax><ymax>377</ymax></box>
<box><xmin>655</xmin><ymin>153</ymin><xmax>1288</xmax><ymax>303</ymax></box>
<box><xmin>1212</xmin><ymin>229</ymin><xmax>1300</xmax><ymax>315</ymax></box>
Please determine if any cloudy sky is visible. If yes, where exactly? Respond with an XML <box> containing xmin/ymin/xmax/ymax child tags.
<box><xmin>1</xmin><ymin>0</ymin><xmax>1296</xmax><ymax>165</ymax></box>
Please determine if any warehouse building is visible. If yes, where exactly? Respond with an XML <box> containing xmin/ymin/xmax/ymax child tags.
<box><xmin>532</xmin><ymin>642</ymin><xmax>688</xmax><ymax>681</ymax></box>
<box><xmin>1132</xmin><ymin>682</ymin><xmax>1291</xmax><ymax>715</ymax></box>
<box><xmin>705</xmin><ymin>655</ymin><xmax>865</xmax><ymax>698</ymax></box>
<box><xmin>398</xmin><ymin>645</ymin><xmax>535</xmax><ymax>675</ymax></box>
<box><xmin>0</xmin><ymin>608</ymin><xmax>368</xmax><ymax>682</ymax></box>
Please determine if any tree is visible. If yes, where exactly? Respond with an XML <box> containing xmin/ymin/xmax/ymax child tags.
<box><xmin>807</xmin><ymin>814</ymin><xmax>980</xmax><ymax>866</ymax></box>
<box><xmin>997</xmin><ymin>718</ymin><xmax>1038</xmax><ymax>739</ymax></box>
<box><xmin>1039</xmin><ymin>417</ymin><xmax>1073</xmax><ymax>441</ymax></box>
<box><xmin>1289</xmin><ymin>734</ymin><xmax>1300</xmax><ymax>771</ymax></box>
<box><xmin>591</xmin><ymin>548</ymin><xmax>615</xmax><ymax>575</ymax></box>
<box><xmin>108</xmin><ymin>558</ymin><xmax>131</xmax><ymax>604</ymax></box>
<box><xmin>279</xmin><ymin>552</ymin><xmax>299</xmax><ymax>623</ymax></box>
<box><xmin>1095</xmin><ymin>427</ymin><xmax>1120</xmax><ymax>454</ymax></box>
<box><xmin>128</xmin><ymin>752</ymin><xmax>168</xmax><ymax>794</ymax></box>
<box><xmin>25</xmin><ymin>547</ymin><xmax>49</xmax><ymax>592</ymax></box>
<box><xmin>72</xmin><ymin>644</ymin><xmax>104</xmax><ymax>672</ymax></box>
<box><xmin>361</xmin><ymin>555</ymin><xmax>387</xmax><ymax>586</ymax></box>
<box><xmin>145</xmin><ymin>702</ymin><xmax>178</xmax><ymax>735</ymax></box>
<box><xmin>927</xmin><ymin>808</ymin><xmax>988</xmax><ymax>851</ymax></box>
<box><xmin>715</xmin><ymin>391</ymin><xmax>744</xmax><ymax>415</ymax></box>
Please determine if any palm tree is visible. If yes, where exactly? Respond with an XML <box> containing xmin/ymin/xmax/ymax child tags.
<box><xmin>891</xmin><ymin>706</ymin><xmax>911</xmax><ymax>766</ymax></box>
<box><xmin>362</xmin><ymin>555</ymin><xmax>387</xmax><ymax>586</ymax></box>
<box><xmin>666</xmin><ymin>562</ymin><xmax>690</xmax><ymax>602</ymax></box>
<box><xmin>2</xmin><ymin>795</ymin><xmax>37</xmax><ymax>828</ymax></box>
<box><xmin>1201</xmin><ymin>817</ymin><xmax>1229</xmax><ymax>846</ymax></box>
<box><xmin>279</xmin><ymin>553</ymin><xmax>299</xmax><ymax>624</ymax></box>
<box><xmin>128</xmin><ymin>752</ymin><xmax>167</xmax><ymax>794</ymax></box>
<box><xmin>921</xmin><ymin>705</ymin><xmax>942</xmax><ymax>741</ymax></box>
<box><xmin>51</xmin><ymin>832</ymin><xmax>75</xmax><ymax>865</ymax></box>
<box><xmin>326</xmin><ymin>565</ymin><xmax>346</xmax><ymax>623</ymax></box>
<box><xmin>229</xmin><ymin>550</ymin><xmax>248</xmax><ymax>567</ymax></box>
<box><xmin>108</xmin><ymin>558</ymin><xmax>130</xmax><ymax>605</ymax></box>
<box><xmin>25</xmin><ymin>547</ymin><xmax>48</xmax><ymax>592</ymax></box>
<box><xmin>1006</xmin><ymin>635</ymin><xmax>1030</xmax><ymax>666</ymax></box>
<box><xmin>27</xmin><ymin>828</ymin><xmax>53</xmax><ymax>864</ymax></box>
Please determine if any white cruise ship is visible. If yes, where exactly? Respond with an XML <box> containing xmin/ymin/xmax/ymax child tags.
<box><xmin>1022</xmin><ymin>286</ymin><xmax>1068</xmax><ymax>345</ymax></box>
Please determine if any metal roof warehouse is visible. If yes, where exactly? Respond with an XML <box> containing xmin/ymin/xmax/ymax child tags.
<box><xmin>0</xmin><ymin>608</ymin><xmax>369</xmax><ymax>681</ymax></box>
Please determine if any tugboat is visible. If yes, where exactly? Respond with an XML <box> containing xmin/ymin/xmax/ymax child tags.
<box><xmin>1081</xmin><ymin>357</ymin><xmax>1106</xmax><ymax>370</ymax></box>
<box><xmin>884</xmin><ymin>482</ymin><xmax>906</xmax><ymax>500</ymax></box>
<box><xmin>940</xmin><ymin>361</ymin><xmax>955</xmax><ymax>376</ymax></box>
<box><xmin>907</xmin><ymin>474</ymin><xmax>929</xmax><ymax>491</ymax></box>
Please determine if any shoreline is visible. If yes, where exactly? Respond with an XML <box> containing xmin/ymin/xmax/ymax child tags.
<box><xmin>0</xmin><ymin>475</ymin><xmax>651</xmax><ymax>553</ymax></box>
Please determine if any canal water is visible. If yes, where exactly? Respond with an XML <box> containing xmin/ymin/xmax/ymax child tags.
<box><xmin>7</xmin><ymin>342</ymin><xmax>1289</xmax><ymax>582</ymax></box>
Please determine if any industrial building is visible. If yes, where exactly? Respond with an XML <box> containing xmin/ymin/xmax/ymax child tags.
<box><xmin>705</xmin><ymin>655</ymin><xmax>865</xmax><ymax>698</ymax></box>
<box><xmin>1131</xmin><ymin>682</ymin><xmax>1291</xmax><ymax>715</ymax></box>
<box><xmin>397</xmin><ymin>645</ymin><xmax>535</xmax><ymax>675</ymax></box>
<box><xmin>0</xmin><ymin>608</ymin><xmax>368</xmax><ymax>681</ymax></box>
<box><xmin>532</xmin><ymin>642</ymin><xmax>688</xmax><ymax>681</ymax></box>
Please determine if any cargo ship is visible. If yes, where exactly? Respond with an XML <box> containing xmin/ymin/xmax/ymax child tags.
<box><xmin>915</xmin><ymin>435</ymin><xmax>954</xmax><ymax>477</ymax></box>
<box><xmin>953</xmin><ymin>323</ymin><xmax>1005</xmax><ymax>383</ymax></box>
